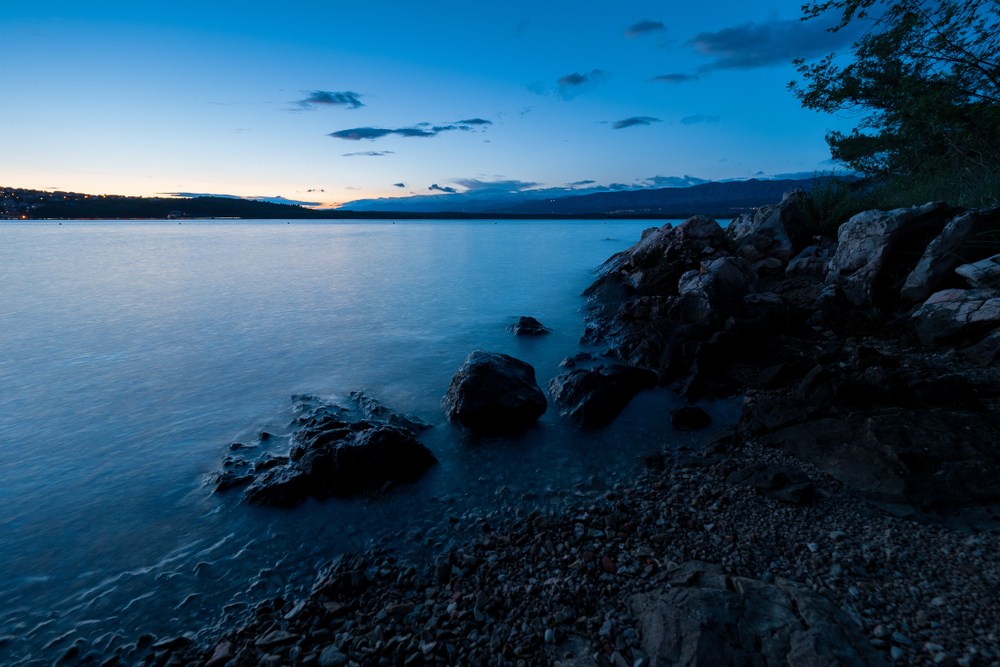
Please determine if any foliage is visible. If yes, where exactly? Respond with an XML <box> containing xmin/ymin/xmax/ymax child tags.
<box><xmin>796</xmin><ymin>172</ymin><xmax>877</xmax><ymax>234</ymax></box>
<box><xmin>789</xmin><ymin>0</ymin><xmax>1000</xmax><ymax>184</ymax></box>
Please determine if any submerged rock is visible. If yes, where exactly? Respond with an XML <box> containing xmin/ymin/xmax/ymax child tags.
<box><xmin>441</xmin><ymin>351</ymin><xmax>547</xmax><ymax>432</ymax></box>
<box><xmin>508</xmin><ymin>316</ymin><xmax>550</xmax><ymax>336</ymax></box>
<box><xmin>669</xmin><ymin>406</ymin><xmax>712</xmax><ymax>431</ymax></box>
<box><xmin>548</xmin><ymin>364</ymin><xmax>657</xmax><ymax>427</ymax></box>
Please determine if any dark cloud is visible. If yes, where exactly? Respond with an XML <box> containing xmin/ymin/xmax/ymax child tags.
<box><xmin>305</xmin><ymin>189</ymin><xmax>326</xmax><ymax>192</ymax></box>
<box><xmin>680</xmin><ymin>114</ymin><xmax>722</xmax><ymax>125</ymax></box>
<box><xmin>645</xmin><ymin>175</ymin><xmax>711</xmax><ymax>187</ymax></box>
<box><xmin>608</xmin><ymin>183</ymin><xmax>632</xmax><ymax>190</ymax></box>
<box><xmin>296</xmin><ymin>91</ymin><xmax>363</xmax><ymax>109</ymax></box>
<box><xmin>452</xmin><ymin>179</ymin><xmax>540</xmax><ymax>192</ymax></box>
<box><xmin>557</xmin><ymin>69</ymin><xmax>610</xmax><ymax>100</ymax></box>
<box><xmin>613</xmin><ymin>116</ymin><xmax>662</xmax><ymax>130</ymax></box>
<box><xmin>342</xmin><ymin>150</ymin><xmax>395</xmax><ymax>157</ymax></box>
<box><xmin>429</xmin><ymin>184</ymin><xmax>457</xmax><ymax>193</ymax></box>
<box><xmin>689</xmin><ymin>15</ymin><xmax>865</xmax><ymax>71</ymax></box>
<box><xmin>330</xmin><ymin>121</ymin><xmax>485</xmax><ymax>141</ymax></box>
<box><xmin>649</xmin><ymin>73</ymin><xmax>700</xmax><ymax>83</ymax></box>
<box><xmin>569</xmin><ymin>180</ymin><xmax>596</xmax><ymax>186</ymax></box>
<box><xmin>625</xmin><ymin>20</ymin><xmax>665</xmax><ymax>39</ymax></box>
<box><xmin>393</xmin><ymin>183</ymin><xmax>406</xmax><ymax>188</ymax></box>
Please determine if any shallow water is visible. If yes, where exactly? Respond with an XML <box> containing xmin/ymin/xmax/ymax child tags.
<box><xmin>0</xmin><ymin>219</ymin><xmax>739</xmax><ymax>662</ymax></box>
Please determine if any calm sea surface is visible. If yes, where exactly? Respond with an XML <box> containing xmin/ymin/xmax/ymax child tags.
<box><xmin>0</xmin><ymin>219</ymin><xmax>739</xmax><ymax>662</ymax></box>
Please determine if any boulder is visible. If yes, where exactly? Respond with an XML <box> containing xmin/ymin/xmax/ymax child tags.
<box><xmin>677</xmin><ymin>257</ymin><xmax>760</xmax><ymax>311</ymax></box>
<box><xmin>964</xmin><ymin>328</ymin><xmax>1000</xmax><ymax>365</ymax></box>
<box><xmin>900</xmin><ymin>204</ymin><xmax>999</xmax><ymax>302</ymax></box>
<box><xmin>548</xmin><ymin>364</ymin><xmax>657</xmax><ymax>427</ymax></box>
<box><xmin>631</xmin><ymin>563</ymin><xmax>888</xmax><ymax>667</ymax></box>
<box><xmin>747</xmin><ymin>188</ymin><xmax>812</xmax><ymax>249</ymax></box>
<box><xmin>508</xmin><ymin>316</ymin><xmax>550</xmax><ymax>336</ymax></box>
<box><xmin>669</xmin><ymin>406</ymin><xmax>712</xmax><ymax>431</ymax></box>
<box><xmin>727</xmin><ymin>212</ymin><xmax>755</xmax><ymax>241</ymax></box>
<box><xmin>442</xmin><ymin>351</ymin><xmax>547</xmax><ymax>431</ymax></box>
<box><xmin>826</xmin><ymin>202</ymin><xmax>961</xmax><ymax>307</ymax></box>
<box><xmin>910</xmin><ymin>288</ymin><xmax>1000</xmax><ymax>347</ymax></box>
<box><xmin>242</xmin><ymin>422</ymin><xmax>438</xmax><ymax>506</ymax></box>
<box><xmin>785</xmin><ymin>245</ymin><xmax>832</xmax><ymax>280</ymax></box>
<box><xmin>955</xmin><ymin>253</ymin><xmax>1000</xmax><ymax>288</ymax></box>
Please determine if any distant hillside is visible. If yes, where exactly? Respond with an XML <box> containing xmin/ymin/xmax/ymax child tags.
<box><xmin>30</xmin><ymin>196</ymin><xmax>340</xmax><ymax>220</ymax></box>
<box><xmin>499</xmin><ymin>179</ymin><xmax>815</xmax><ymax>215</ymax></box>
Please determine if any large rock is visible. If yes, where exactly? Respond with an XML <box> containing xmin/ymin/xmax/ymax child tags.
<box><xmin>826</xmin><ymin>202</ymin><xmax>961</xmax><ymax>307</ymax></box>
<box><xmin>631</xmin><ymin>562</ymin><xmax>888</xmax><ymax>667</ymax></box>
<box><xmin>548</xmin><ymin>364</ymin><xmax>657</xmax><ymax>427</ymax></box>
<box><xmin>214</xmin><ymin>395</ymin><xmax>438</xmax><ymax>507</ymax></box>
<box><xmin>901</xmin><ymin>204</ymin><xmax>999</xmax><ymax>302</ymax></box>
<box><xmin>678</xmin><ymin>257</ymin><xmax>761</xmax><ymax>310</ymax></box>
<box><xmin>508</xmin><ymin>316</ymin><xmax>550</xmax><ymax>336</ymax></box>
<box><xmin>910</xmin><ymin>288</ymin><xmax>1000</xmax><ymax>347</ymax></box>
<box><xmin>442</xmin><ymin>351</ymin><xmax>547</xmax><ymax>431</ymax></box>
<box><xmin>955</xmin><ymin>253</ymin><xmax>1000</xmax><ymax>288</ymax></box>
<box><xmin>759</xmin><ymin>408</ymin><xmax>1000</xmax><ymax>525</ymax></box>
<box><xmin>748</xmin><ymin>188</ymin><xmax>812</xmax><ymax>249</ymax></box>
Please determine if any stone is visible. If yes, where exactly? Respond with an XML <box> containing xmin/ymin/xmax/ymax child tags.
<box><xmin>748</xmin><ymin>189</ymin><xmax>812</xmax><ymax>249</ymax></box>
<box><xmin>311</xmin><ymin>553</ymin><xmax>370</xmax><ymax>598</ymax></box>
<box><xmin>549</xmin><ymin>364</ymin><xmax>658</xmax><ymax>427</ymax></box>
<box><xmin>901</xmin><ymin>204</ymin><xmax>1000</xmax><ymax>302</ymax></box>
<box><xmin>955</xmin><ymin>253</ymin><xmax>1000</xmax><ymax>289</ymax></box>
<box><xmin>964</xmin><ymin>328</ymin><xmax>1000</xmax><ymax>365</ymax></box>
<box><xmin>669</xmin><ymin>406</ymin><xmax>712</xmax><ymax>431</ymax></box>
<box><xmin>318</xmin><ymin>645</ymin><xmax>349</xmax><ymax>667</ymax></box>
<box><xmin>786</xmin><ymin>254</ymin><xmax>832</xmax><ymax>281</ymax></box>
<box><xmin>726</xmin><ymin>463</ymin><xmax>815</xmax><ymax>504</ymax></box>
<box><xmin>827</xmin><ymin>202</ymin><xmax>961</xmax><ymax>307</ymax></box>
<box><xmin>631</xmin><ymin>566</ymin><xmax>888</xmax><ymax>667</ymax></box>
<box><xmin>442</xmin><ymin>351</ymin><xmax>547</xmax><ymax>431</ymax></box>
<box><xmin>348</xmin><ymin>390</ymin><xmax>432</xmax><ymax>432</ymax></box>
<box><xmin>678</xmin><ymin>257</ymin><xmax>761</xmax><ymax>311</ymax></box>
<box><xmin>909</xmin><ymin>288</ymin><xmax>1000</xmax><ymax>347</ymax></box>
<box><xmin>205</xmin><ymin>641</ymin><xmax>235</xmax><ymax>667</ymax></box>
<box><xmin>509</xmin><ymin>316</ymin><xmax>550</xmax><ymax>335</ymax></box>
<box><xmin>255</xmin><ymin>630</ymin><xmax>297</xmax><ymax>648</ymax></box>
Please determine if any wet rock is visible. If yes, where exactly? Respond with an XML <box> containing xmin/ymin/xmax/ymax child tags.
<box><xmin>312</xmin><ymin>553</ymin><xmax>370</xmax><ymax>598</ymax></box>
<box><xmin>910</xmin><ymin>288</ymin><xmax>1000</xmax><ymax>347</ymax></box>
<box><xmin>548</xmin><ymin>364</ymin><xmax>657</xmax><ymax>427</ymax></box>
<box><xmin>241</xmin><ymin>422</ymin><xmax>436</xmax><ymax>506</ymax></box>
<box><xmin>349</xmin><ymin>390</ymin><xmax>432</xmax><ymax>432</ymax></box>
<box><xmin>827</xmin><ymin>202</ymin><xmax>961</xmax><ymax>307</ymax></box>
<box><xmin>631</xmin><ymin>565</ymin><xmax>888</xmax><ymax>667</ymax></box>
<box><xmin>509</xmin><ymin>316</ymin><xmax>550</xmax><ymax>336</ymax></box>
<box><xmin>442</xmin><ymin>351</ymin><xmax>547</xmax><ymax>431</ymax></box>
<box><xmin>902</xmin><ymin>204</ymin><xmax>1000</xmax><ymax>302</ymax></box>
<box><xmin>669</xmin><ymin>406</ymin><xmax>712</xmax><ymax>431</ymax></box>
<box><xmin>726</xmin><ymin>462</ymin><xmax>815</xmax><ymax>504</ymax></box>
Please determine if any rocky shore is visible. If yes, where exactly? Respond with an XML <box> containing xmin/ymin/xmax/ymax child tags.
<box><xmin>71</xmin><ymin>196</ymin><xmax>1000</xmax><ymax>667</ymax></box>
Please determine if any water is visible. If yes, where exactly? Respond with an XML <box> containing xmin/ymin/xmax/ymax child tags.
<box><xmin>0</xmin><ymin>219</ymin><xmax>739</xmax><ymax>662</ymax></box>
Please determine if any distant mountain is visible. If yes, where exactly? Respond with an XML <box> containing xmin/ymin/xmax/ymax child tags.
<box><xmin>498</xmin><ymin>179</ymin><xmax>815</xmax><ymax>215</ymax></box>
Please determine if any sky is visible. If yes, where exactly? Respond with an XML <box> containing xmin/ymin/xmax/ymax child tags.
<box><xmin>1</xmin><ymin>0</ymin><xmax>865</xmax><ymax>209</ymax></box>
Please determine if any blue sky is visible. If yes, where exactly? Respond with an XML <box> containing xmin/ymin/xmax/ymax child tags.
<box><xmin>2</xmin><ymin>0</ymin><xmax>862</xmax><ymax>208</ymax></box>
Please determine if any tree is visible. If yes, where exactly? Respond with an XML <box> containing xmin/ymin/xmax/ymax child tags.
<box><xmin>789</xmin><ymin>0</ymin><xmax>1000</xmax><ymax>181</ymax></box>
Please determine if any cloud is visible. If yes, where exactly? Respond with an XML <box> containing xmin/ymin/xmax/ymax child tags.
<box><xmin>557</xmin><ymin>69</ymin><xmax>610</xmax><ymax>100</ymax></box>
<box><xmin>305</xmin><ymin>189</ymin><xmax>326</xmax><ymax>192</ymax></box>
<box><xmin>569</xmin><ymin>180</ymin><xmax>596</xmax><ymax>186</ymax></box>
<box><xmin>608</xmin><ymin>183</ymin><xmax>633</xmax><ymax>190</ymax></box>
<box><xmin>625</xmin><ymin>20</ymin><xmax>665</xmax><ymax>39</ymax></box>
<box><xmin>452</xmin><ymin>178</ymin><xmax>541</xmax><ymax>192</ymax></box>
<box><xmin>645</xmin><ymin>175</ymin><xmax>711</xmax><ymax>187</ymax></box>
<box><xmin>429</xmin><ymin>184</ymin><xmax>457</xmax><ymax>193</ymax></box>
<box><xmin>296</xmin><ymin>91</ymin><xmax>363</xmax><ymax>109</ymax></box>
<box><xmin>680</xmin><ymin>114</ymin><xmax>722</xmax><ymax>125</ymax></box>
<box><xmin>649</xmin><ymin>73</ymin><xmax>700</xmax><ymax>83</ymax></box>
<box><xmin>329</xmin><ymin>126</ymin><xmax>443</xmax><ymax>140</ymax></box>
<box><xmin>688</xmin><ymin>15</ymin><xmax>865</xmax><ymax>71</ymax></box>
<box><xmin>342</xmin><ymin>150</ymin><xmax>395</xmax><ymax>157</ymax></box>
<box><xmin>393</xmin><ymin>183</ymin><xmax>406</xmax><ymax>188</ymax></box>
<box><xmin>456</xmin><ymin>118</ymin><xmax>492</xmax><ymax>126</ymax></box>
<box><xmin>613</xmin><ymin>116</ymin><xmax>662</xmax><ymax>129</ymax></box>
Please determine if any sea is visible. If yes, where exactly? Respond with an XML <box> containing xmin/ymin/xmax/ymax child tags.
<box><xmin>0</xmin><ymin>219</ymin><xmax>740</xmax><ymax>663</ymax></box>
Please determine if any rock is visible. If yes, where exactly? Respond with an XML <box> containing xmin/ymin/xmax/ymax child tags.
<box><xmin>827</xmin><ymin>202</ymin><xmax>961</xmax><ymax>307</ymax></box>
<box><xmin>964</xmin><ymin>328</ymin><xmax>1000</xmax><ymax>365</ymax></box>
<box><xmin>255</xmin><ymin>630</ymin><xmax>297</xmax><ymax>648</ymax></box>
<box><xmin>442</xmin><ymin>351</ymin><xmax>547</xmax><ymax>431</ymax></box>
<box><xmin>631</xmin><ymin>566</ymin><xmax>888</xmax><ymax>667</ymax></box>
<box><xmin>242</xmin><ymin>422</ymin><xmax>437</xmax><ymax>506</ymax></box>
<box><xmin>669</xmin><ymin>406</ymin><xmax>712</xmax><ymax>431</ymax></box>
<box><xmin>727</xmin><ymin>463</ymin><xmax>815</xmax><ymax>504</ymax></box>
<box><xmin>955</xmin><ymin>253</ymin><xmax>1000</xmax><ymax>289</ymax></box>
<box><xmin>678</xmin><ymin>257</ymin><xmax>761</xmax><ymax>311</ymax></box>
<box><xmin>349</xmin><ymin>390</ymin><xmax>432</xmax><ymax>432</ymax></box>
<box><xmin>910</xmin><ymin>288</ymin><xmax>1000</xmax><ymax>347</ymax></box>
<box><xmin>318</xmin><ymin>645</ymin><xmax>349</xmax><ymax>667</ymax></box>
<box><xmin>312</xmin><ymin>553</ymin><xmax>370</xmax><ymax>598</ymax></box>
<box><xmin>901</xmin><ymin>204</ymin><xmax>1000</xmax><ymax>302</ymax></box>
<box><xmin>759</xmin><ymin>408</ymin><xmax>1000</xmax><ymax>525</ymax></box>
<box><xmin>747</xmin><ymin>189</ymin><xmax>812</xmax><ymax>250</ymax></box>
<box><xmin>205</xmin><ymin>641</ymin><xmax>235</xmax><ymax>667</ymax></box>
<box><xmin>548</xmin><ymin>364</ymin><xmax>657</xmax><ymax>427</ymax></box>
<box><xmin>785</xmin><ymin>251</ymin><xmax>832</xmax><ymax>281</ymax></box>
<box><xmin>509</xmin><ymin>316</ymin><xmax>550</xmax><ymax>335</ymax></box>
<box><xmin>728</xmin><ymin>213</ymin><xmax>755</xmax><ymax>241</ymax></box>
